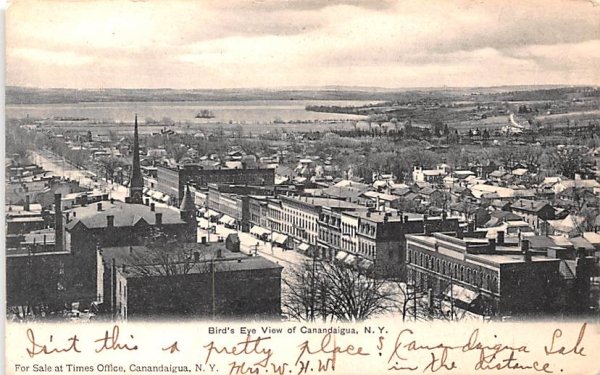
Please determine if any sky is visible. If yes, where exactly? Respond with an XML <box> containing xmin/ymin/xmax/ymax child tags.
<box><xmin>5</xmin><ymin>0</ymin><xmax>600</xmax><ymax>89</ymax></box>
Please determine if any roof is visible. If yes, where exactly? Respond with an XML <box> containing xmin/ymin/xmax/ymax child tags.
<box><xmin>179</xmin><ymin>185</ymin><xmax>196</xmax><ymax>213</ymax></box>
<box><xmin>66</xmin><ymin>200</ymin><xmax>185</xmax><ymax>230</ymax></box>
<box><xmin>583</xmin><ymin>232</ymin><xmax>600</xmax><ymax>246</ymax></box>
<box><xmin>281</xmin><ymin>196</ymin><xmax>365</xmax><ymax>210</ymax></box>
<box><xmin>362</xmin><ymin>191</ymin><xmax>401</xmax><ymax>202</ymax></box>
<box><xmin>348</xmin><ymin>211</ymin><xmax>426</xmax><ymax>223</ymax></box>
<box><xmin>511</xmin><ymin>199</ymin><xmax>552</xmax><ymax>213</ymax></box>
<box><xmin>559</xmin><ymin>260</ymin><xmax>577</xmax><ymax>280</ymax></box>
<box><xmin>489</xmin><ymin>170</ymin><xmax>506</xmax><ymax>178</ymax></box>
<box><xmin>102</xmin><ymin>243</ymin><xmax>282</xmax><ymax>277</ymax></box>
<box><xmin>569</xmin><ymin>236</ymin><xmax>595</xmax><ymax>251</ymax></box>
<box><xmin>470</xmin><ymin>184</ymin><xmax>515</xmax><ymax>199</ymax></box>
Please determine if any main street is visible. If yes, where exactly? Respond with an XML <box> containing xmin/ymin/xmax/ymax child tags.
<box><xmin>30</xmin><ymin>148</ymin><xmax>422</xmax><ymax>321</ymax></box>
<box><xmin>30</xmin><ymin>148</ymin><xmax>130</xmax><ymax>202</ymax></box>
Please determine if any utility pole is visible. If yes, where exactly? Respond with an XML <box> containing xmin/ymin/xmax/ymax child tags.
<box><xmin>211</xmin><ymin>260</ymin><xmax>216</xmax><ymax>320</ymax></box>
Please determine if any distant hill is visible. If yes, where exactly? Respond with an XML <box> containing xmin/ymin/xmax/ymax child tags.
<box><xmin>5</xmin><ymin>85</ymin><xmax>597</xmax><ymax>105</ymax></box>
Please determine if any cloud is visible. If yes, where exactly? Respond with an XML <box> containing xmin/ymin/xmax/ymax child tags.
<box><xmin>6</xmin><ymin>0</ymin><xmax>600</xmax><ymax>88</ymax></box>
<box><xmin>9</xmin><ymin>48</ymin><xmax>94</xmax><ymax>66</ymax></box>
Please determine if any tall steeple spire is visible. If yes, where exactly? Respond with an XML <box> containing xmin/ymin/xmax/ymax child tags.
<box><xmin>128</xmin><ymin>114</ymin><xmax>144</xmax><ymax>204</ymax></box>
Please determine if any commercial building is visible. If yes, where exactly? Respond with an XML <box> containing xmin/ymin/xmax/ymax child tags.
<box><xmin>334</xmin><ymin>212</ymin><xmax>459</xmax><ymax>277</ymax></box>
<box><xmin>100</xmin><ymin>240</ymin><xmax>283</xmax><ymax>320</ymax></box>
<box><xmin>154</xmin><ymin>164</ymin><xmax>275</xmax><ymax>206</ymax></box>
<box><xmin>405</xmin><ymin>233</ymin><xmax>596</xmax><ymax>317</ymax></box>
<box><xmin>276</xmin><ymin>195</ymin><xmax>366</xmax><ymax>255</ymax></box>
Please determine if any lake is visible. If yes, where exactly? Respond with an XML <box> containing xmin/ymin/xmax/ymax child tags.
<box><xmin>5</xmin><ymin>100</ymin><xmax>373</xmax><ymax>124</ymax></box>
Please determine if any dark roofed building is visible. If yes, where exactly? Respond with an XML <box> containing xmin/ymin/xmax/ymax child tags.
<box><xmin>100</xmin><ymin>243</ymin><xmax>282</xmax><ymax>320</ymax></box>
<box><xmin>64</xmin><ymin>199</ymin><xmax>197</xmax><ymax>305</ymax></box>
<box><xmin>510</xmin><ymin>199</ymin><xmax>555</xmax><ymax>234</ymax></box>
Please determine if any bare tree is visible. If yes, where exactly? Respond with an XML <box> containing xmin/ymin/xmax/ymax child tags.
<box><xmin>126</xmin><ymin>228</ymin><xmax>214</xmax><ymax>316</ymax></box>
<box><xmin>283</xmin><ymin>260</ymin><xmax>394</xmax><ymax>322</ymax></box>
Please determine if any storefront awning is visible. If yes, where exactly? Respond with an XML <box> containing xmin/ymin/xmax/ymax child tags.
<box><xmin>298</xmin><ymin>243</ymin><xmax>311</xmax><ymax>252</ymax></box>
<box><xmin>206</xmin><ymin>209</ymin><xmax>220</xmax><ymax>218</ymax></box>
<box><xmin>445</xmin><ymin>285</ymin><xmax>479</xmax><ymax>305</ymax></box>
<box><xmin>272</xmin><ymin>233</ymin><xmax>288</xmax><ymax>245</ymax></box>
<box><xmin>250</xmin><ymin>226</ymin><xmax>270</xmax><ymax>237</ymax></box>
<box><xmin>219</xmin><ymin>214</ymin><xmax>235</xmax><ymax>225</ymax></box>
<box><xmin>151</xmin><ymin>191</ymin><xmax>164</xmax><ymax>200</ymax></box>
<box><xmin>335</xmin><ymin>251</ymin><xmax>349</xmax><ymax>262</ymax></box>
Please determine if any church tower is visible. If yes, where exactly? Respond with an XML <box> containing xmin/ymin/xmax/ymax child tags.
<box><xmin>179</xmin><ymin>184</ymin><xmax>197</xmax><ymax>242</ymax></box>
<box><xmin>128</xmin><ymin>114</ymin><xmax>144</xmax><ymax>204</ymax></box>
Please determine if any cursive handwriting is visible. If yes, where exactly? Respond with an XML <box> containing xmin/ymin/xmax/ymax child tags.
<box><xmin>474</xmin><ymin>350</ymin><xmax>552</xmax><ymax>373</ymax></box>
<box><xmin>204</xmin><ymin>335</ymin><xmax>273</xmax><ymax>367</ymax></box>
<box><xmin>26</xmin><ymin>328</ymin><xmax>81</xmax><ymax>358</ymax></box>
<box><xmin>545</xmin><ymin>323</ymin><xmax>586</xmax><ymax>357</ymax></box>
<box><xmin>94</xmin><ymin>325</ymin><xmax>138</xmax><ymax>353</ymax></box>
<box><xmin>295</xmin><ymin>333</ymin><xmax>369</xmax><ymax>371</ymax></box>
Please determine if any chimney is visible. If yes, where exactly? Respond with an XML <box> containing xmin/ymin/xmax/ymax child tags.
<box><xmin>97</xmin><ymin>202</ymin><xmax>103</xmax><ymax>211</ymax></box>
<box><xmin>24</xmin><ymin>195</ymin><xmax>30</xmax><ymax>211</ymax></box>
<box><xmin>110</xmin><ymin>197</ymin><xmax>115</xmax><ymax>204</ymax></box>
<box><xmin>66</xmin><ymin>211</ymin><xmax>70</xmax><ymax>223</ymax></box>
<box><xmin>497</xmin><ymin>231</ymin><xmax>504</xmax><ymax>245</ymax></box>
<box><xmin>404</xmin><ymin>215</ymin><xmax>409</xmax><ymax>223</ymax></box>
<box><xmin>155</xmin><ymin>212</ymin><xmax>163</xmax><ymax>226</ymax></box>
<box><xmin>81</xmin><ymin>194</ymin><xmax>88</xmax><ymax>206</ymax></box>
<box><xmin>366</xmin><ymin>211</ymin><xmax>371</xmax><ymax>218</ymax></box>
<box><xmin>150</xmin><ymin>203</ymin><xmax>155</xmax><ymax>212</ymax></box>
<box><xmin>107</xmin><ymin>215</ymin><xmax>114</xmax><ymax>228</ymax></box>
<box><xmin>489</xmin><ymin>238</ymin><xmax>496</xmax><ymax>251</ymax></box>
<box><xmin>129</xmin><ymin>246</ymin><xmax>133</xmax><ymax>254</ymax></box>
<box><xmin>73</xmin><ymin>211</ymin><xmax>76</xmax><ymax>217</ymax></box>
<box><xmin>193</xmin><ymin>251</ymin><xmax>200</xmax><ymax>261</ymax></box>
<box><xmin>522</xmin><ymin>239</ymin><xmax>531</xmax><ymax>262</ymax></box>
<box><xmin>122</xmin><ymin>264</ymin><xmax>126</xmax><ymax>272</ymax></box>
<box><xmin>54</xmin><ymin>194</ymin><xmax>64</xmax><ymax>252</ymax></box>
<box><xmin>145</xmin><ymin>199</ymin><xmax>149</xmax><ymax>206</ymax></box>
<box><xmin>456</xmin><ymin>227</ymin><xmax>463</xmax><ymax>239</ymax></box>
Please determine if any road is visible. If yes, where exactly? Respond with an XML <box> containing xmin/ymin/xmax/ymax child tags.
<box><xmin>30</xmin><ymin>148</ymin><xmax>448</xmax><ymax>321</ymax></box>
<box><xmin>31</xmin><ymin>149</ymin><xmax>130</xmax><ymax>202</ymax></box>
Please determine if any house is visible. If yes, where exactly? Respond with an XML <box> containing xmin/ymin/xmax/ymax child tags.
<box><xmin>510</xmin><ymin>199</ymin><xmax>555</xmax><ymax>234</ymax></box>
<box><xmin>413</xmin><ymin>166</ymin><xmax>446</xmax><ymax>184</ymax></box>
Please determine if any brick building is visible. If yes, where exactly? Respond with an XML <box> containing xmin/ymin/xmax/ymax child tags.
<box><xmin>154</xmin><ymin>165</ymin><xmax>275</xmax><ymax>206</ymax></box>
<box><xmin>64</xmin><ymin>198</ymin><xmax>196</xmax><ymax>305</ymax></box>
<box><xmin>405</xmin><ymin>233</ymin><xmax>595</xmax><ymax>317</ymax></box>
<box><xmin>100</xmin><ymin>241</ymin><xmax>283</xmax><ymax>320</ymax></box>
<box><xmin>334</xmin><ymin>212</ymin><xmax>459</xmax><ymax>277</ymax></box>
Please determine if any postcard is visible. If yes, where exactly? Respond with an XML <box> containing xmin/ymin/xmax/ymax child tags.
<box><xmin>4</xmin><ymin>0</ymin><xmax>600</xmax><ymax>374</ymax></box>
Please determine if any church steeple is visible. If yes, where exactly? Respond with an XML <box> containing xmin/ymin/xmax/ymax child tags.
<box><xmin>128</xmin><ymin>114</ymin><xmax>144</xmax><ymax>204</ymax></box>
<box><xmin>179</xmin><ymin>185</ymin><xmax>197</xmax><ymax>243</ymax></box>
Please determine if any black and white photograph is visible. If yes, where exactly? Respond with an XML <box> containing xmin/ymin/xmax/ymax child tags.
<box><xmin>3</xmin><ymin>0</ymin><xmax>600</xmax><ymax>373</ymax></box>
